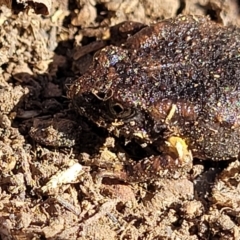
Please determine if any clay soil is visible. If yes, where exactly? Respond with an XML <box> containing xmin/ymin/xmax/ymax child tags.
<box><xmin>1</xmin><ymin>0</ymin><xmax>240</xmax><ymax>239</ymax></box>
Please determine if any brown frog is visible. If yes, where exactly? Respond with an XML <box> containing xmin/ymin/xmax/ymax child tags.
<box><xmin>68</xmin><ymin>15</ymin><xmax>240</xmax><ymax>181</ymax></box>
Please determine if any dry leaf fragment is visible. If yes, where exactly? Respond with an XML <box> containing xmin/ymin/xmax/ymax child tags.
<box><xmin>42</xmin><ymin>162</ymin><xmax>83</xmax><ymax>193</ymax></box>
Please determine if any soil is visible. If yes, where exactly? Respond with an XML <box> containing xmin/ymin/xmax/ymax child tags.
<box><xmin>0</xmin><ymin>0</ymin><xmax>240</xmax><ymax>239</ymax></box>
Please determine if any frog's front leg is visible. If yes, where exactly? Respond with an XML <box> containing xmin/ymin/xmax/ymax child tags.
<box><xmin>97</xmin><ymin>136</ymin><xmax>192</xmax><ymax>182</ymax></box>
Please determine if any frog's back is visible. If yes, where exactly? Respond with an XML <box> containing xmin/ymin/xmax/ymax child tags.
<box><xmin>124</xmin><ymin>15</ymin><xmax>240</xmax><ymax>104</ymax></box>
<box><xmin>124</xmin><ymin>15</ymin><xmax>240</xmax><ymax>160</ymax></box>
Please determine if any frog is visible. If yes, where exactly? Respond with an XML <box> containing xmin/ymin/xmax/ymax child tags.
<box><xmin>68</xmin><ymin>15</ymin><xmax>240</xmax><ymax>181</ymax></box>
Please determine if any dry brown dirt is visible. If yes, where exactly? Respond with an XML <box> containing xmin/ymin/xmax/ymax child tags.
<box><xmin>0</xmin><ymin>0</ymin><xmax>240</xmax><ymax>239</ymax></box>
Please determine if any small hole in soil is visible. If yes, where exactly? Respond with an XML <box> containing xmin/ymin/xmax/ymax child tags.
<box><xmin>176</xmin><ymin>0</ymin><xmax>186</xmax><ymax>15</ymax></box>
<box><xmin>206</xmin><ymin>8</ymin><xmax>218</xmax><ymax>21</ymax></box>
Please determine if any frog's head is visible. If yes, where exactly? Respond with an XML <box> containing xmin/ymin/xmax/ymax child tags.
<box><xmin>68</xmin><ymin>45</ymin><xmax>161</xmax><ymax>143</ymax></box>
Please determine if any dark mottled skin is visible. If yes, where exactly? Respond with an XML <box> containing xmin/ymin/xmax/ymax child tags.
<box><xmin>69</xmin><ymin>15</ymin><xmax>240</xmax><ymax>179</ymax></box>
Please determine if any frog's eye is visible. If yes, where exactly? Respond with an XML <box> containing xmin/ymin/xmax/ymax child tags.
<box><xmin>108</xmin><ymin>101</ymin><xmax>135</xmax><ymax>119</ymax></box>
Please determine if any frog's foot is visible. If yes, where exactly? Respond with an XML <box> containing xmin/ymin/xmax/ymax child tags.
<box><xmin>123</xmin><ymin>136</ymin><xmax>192</xmax><ymax>181</ymax></box>
<box><xmin>123</xmin><ymin>152</ymin><xmax>192</xmax><ymax>182</ymax></box>
<box><xmin>95</xmin><ymin>136</ymin><xmax>192</xmax><ymax>183</ymax></box>
<box><xmin>97</xmin><ymin>152</ymin><xmax>192</xmax><ymax>183</ymax></box>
